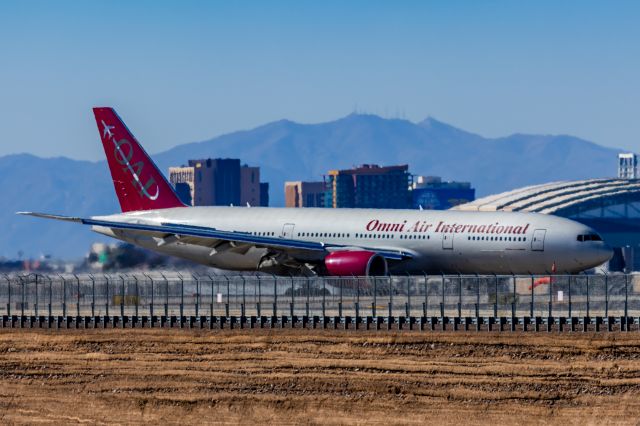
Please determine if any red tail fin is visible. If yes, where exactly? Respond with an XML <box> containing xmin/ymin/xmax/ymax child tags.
<box><xmin>93</xmin><ymin>107</ymin><xmax>185</xmax><ymax>212</ymax></box>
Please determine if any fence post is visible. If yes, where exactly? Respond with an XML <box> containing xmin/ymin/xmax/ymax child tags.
<box><xmin>119</xmin><ymin>275</ymin><xmax>125</xmax><ymax>318</ymax></box>
<box><xmin>256</xmin><ymin>275</ymin><xmax>262</xmax><ymax>317</ymax></box>
<box><xmin>530</xmin><ymin>275</ymin><xmax>534</xmax><ymax>318</ymax></box>
<box><xmin>195</xmin><ymin>274</ymin><xmax>200</xmax><ymax>317</ymax></box>
<box><xmin>7</xmin><ymin>274</ymin><xmax>11</xmax><ymax>317</ymax></box>
<box><xmin>3</xmin><ymin>274</ymin><xmax>10</xmax><ymax>317</ymax></box>
<box><xmin>306</xmin><ymin>276</ymin><xmax>310</xmax><ymax>318</ymax></box>
<box><xmin>568</xmin><ymin>275</ymin><xmax>572</xmax><ymax>318</ymax></box>
<box><xmin>586</xmin><ymin>275</ymin><xmax>590</xmax><ymax>318</ymax></box>
<box><xmin>511</xmin><ymin>274</ymin><xmax>516</xmax><ymax>322</ymax></box>
<box><xmin>242</xmin><ymin>276</ymin><xmax>247</xmax><ymax>318</ymax></box>
<box><xmin>406</xmin><ymin>273</ymin><xmax>411</xmax><ymax>318</ymax></box>
<box><xmin>133</xmin><ymin>275</ymin><xmax>139</xmax><ymax>318</ymax></box>
<box><xmin>104</xmin><ymin>275</ymin><xmax>110</xmax><ymax>318</ymax></box>
<box><xmin>144</xmin><ymin>273</ymin><xmax>154</xmax><ymax>318</ymax></box>
<box><xmin>423</xmin><ymin>273</ymin><xmax>428</xmax><ymax>318</ymax></box>
<box><xmin>208</xmin><ymin>274</ymin><xmax>215</xmax><ymax>318</ymax></box>
<box><xmin>355</xmin><ymin>275</ymin><xmax>360</xmax><ymax>320</ymax></box>
<box><xmin>161</xmin><ymin>273</ymin><xmax>168</xmax><ymax>317</ymax></box>
<box><xmin>89</xmin><ymin>274</ymin><xmax>95</xmax><ymax>317</ymax></box>
<box><xmin>604</xmin><ymin>273</ymin><xmax>609</xmax><ymax>318</ymax></box>
<box><xmin>35</xmin><ymin>274</ymin><xmax>39</xmax><ymax>317</ymax></box>
<box><xmin>441</xmin><ymin>273</ymin><xmax>445</xmax><ymax>319</ymax></box>
<box><xmin>74</xmin><ymin>274</ymin><xmax>80</xmax><ymax>318</ymax></box>
<box><xmin>458</xmin><ymin>274</ymin><xmax>462</xmax><ymax>318</ymax></box>
<box><xmin>475</xmin><ymin>274</ymin><xmax>480</xmax><ymax>319</ymax></box>
<box><xmin>178</xmin><ymin>273</ymin><xmax>184</xmax><ymax>319</ymax></box>
<box><xmin>47</xmin><ymin>276</ymin><xmax>53</xmax><ymax>318</ymax></box>
<box><xmin>548</xmin><ymin>272</ymin><xmax>553</xmax><ymax>319</ymax></box>
<box><xmin>322</xmin><ymin>276</ymin><xmax>326</xmax><ymax>317</ymax></box>
<box><xmin>226</xmin><ymin>276</ymin><xmax>231</xmax><ymax>317</ymax></box>
<box><xmin>19</xmin><ymin>275</ymin><xmax>25</xmax><ymax>318</ymax></box>
<box><xmin>61</xmin><ymin>275</ymin><xmax>67</xmax><ymax>318</ymax></box>
<box><xmin>388</xmin><ymin>276</ymin><xmax>393</xmax><ymax>319</ymax></box>
<box><xmin>624</xmin><ymin>274</ymin><xmax>629</xmax><ymax>328</ymax></box>
<box><xmin>493</xmin><ymin>274</ymin><xmax>498</xmax><ymax>318</ymax></box>
<box><xmin>273</xmin><ymin>275</ymin><xmax>277</xmax><ymax>317</ymax></box>
<box><xmin>339</xmin><ymin>277</ymin><xmax>343</xmax><ymax>318</ymax></box>
<box><xmin>372</xmin><ymin>277</ymin><xmax>377</xmax><ymax>317</ymax></box>
<box><xmin>289</xmin><ymin>275</ymin><xmax>294</xmax><ymax>319</ymax></box>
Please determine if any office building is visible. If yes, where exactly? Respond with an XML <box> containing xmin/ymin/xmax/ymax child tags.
<box><xmin>325</xmin><ymin>164</ymin><xmax>411</xmax><ymax>209</ymax></box>
<box><xmin>259</xmin><ymin>182</ymin><xmax>269</xmax><ymax>207</ymax></box>
<box><xmin>619</xmin><ymin>153</ymin><xmax>638</xmax><ymax>179</ymax></box>
<box><xmin>240</xmin><ymin>165</ymin><xmax>261</xmax><ymax>207</ymax></box>
<box><xmin>411</xmin><ymin>176</ymin><xmax>475</xmax><ymax>210</ymax></box>
<box><xmin>285</xmin><ymin>181</ymin><xmax>326</xmax><ymax>207</ymax></box>
<box><xmin>168</xmin><ymin>166</ymin><xmax>195</xmax><ymax>206</ymax></box>
<box><xmin>169</xmin><ymin>159</ymin><xmax>269</xmax><ymax>207</ymax></box>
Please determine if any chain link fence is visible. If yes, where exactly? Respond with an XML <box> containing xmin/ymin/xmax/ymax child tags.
<box><xmin>1</xmin><ymin>273</ymin><xmax>638</xmax><ymax>319</ymax></box>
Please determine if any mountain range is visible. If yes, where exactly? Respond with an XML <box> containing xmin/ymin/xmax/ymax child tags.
<box><xmin>2</xmin><ymin>114</ymin><xmax>620</xmax><ymax>259</ymax></box>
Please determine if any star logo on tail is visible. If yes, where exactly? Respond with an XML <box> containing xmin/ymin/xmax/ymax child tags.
<box><xmin>101</xmin><ymin>120</ymin><xmax>115</xmax><ymax>139</ymax></box>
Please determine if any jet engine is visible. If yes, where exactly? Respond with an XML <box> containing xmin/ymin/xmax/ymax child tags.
<box><xmin>324</xmin><ymin>250</ymin><xmax>388</xmax><ymax>276</ymax></box>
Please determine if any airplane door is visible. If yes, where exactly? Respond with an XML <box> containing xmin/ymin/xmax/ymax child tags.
<box><xmin>531</xmin><ymin>229</ymin><xmax>546</xmax><ymax>251</ymax></box>
<box><xmin>281</xmin><ymin>223</ymin><xmax>295</xmax><ymax>239</ymax></box>
<box><xmin>442</xmin><ymin>232</ymin><xmax>454</xmax><ymax>250</ymax></box>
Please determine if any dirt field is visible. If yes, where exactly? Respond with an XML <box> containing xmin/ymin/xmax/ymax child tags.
<box><xmin>0</xmin><ymin>330</ymin><xmax>639</xmax><ymax>425</ymax></box>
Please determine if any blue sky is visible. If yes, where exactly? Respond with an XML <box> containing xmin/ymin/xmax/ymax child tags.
<box><xmin>0</xmin><ymin>1</ymin><xmax>638</xmax><ymax>160</ymax></box>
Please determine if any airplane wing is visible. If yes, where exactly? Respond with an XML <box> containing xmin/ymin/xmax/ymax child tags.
<box><xmin>17</xmin><ymin>212</ymin><xmax>414</xmax><ymax>261</ymax></box>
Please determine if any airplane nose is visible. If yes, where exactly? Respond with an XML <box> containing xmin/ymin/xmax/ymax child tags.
<box><xmin>598</xmin><ymin>244</ymin><xmax>614</xmax><ymax>264</ymax></box>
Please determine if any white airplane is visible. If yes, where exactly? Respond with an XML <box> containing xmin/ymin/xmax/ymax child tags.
<box><xmin>20</xmin><ymin>108</ymin><xmax>613</xmax><ymax>276</ymax></box>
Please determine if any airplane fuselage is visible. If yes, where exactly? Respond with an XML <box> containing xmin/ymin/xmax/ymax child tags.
<box><xmin>92</xmin><ymin>206</ymin><xmax>612</xmax><ymax>275</ymax></box>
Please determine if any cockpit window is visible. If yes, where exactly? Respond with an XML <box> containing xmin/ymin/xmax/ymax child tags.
<box><xmin>577</xmin><ymin>234</ymin><xmax>603</xmax><ymax>242</ymax></box>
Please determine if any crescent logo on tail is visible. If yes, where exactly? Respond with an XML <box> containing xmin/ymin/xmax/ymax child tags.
<box><xmin>101</xmin><ymin>121</ymin><xmax>159</xmax><ymax>200</ymax></box>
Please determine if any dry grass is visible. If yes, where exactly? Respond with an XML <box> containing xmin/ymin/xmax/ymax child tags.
<box><xmin>0</xmin><ymin>330</ymin><xmax>639</xmax><ymax>424</ymax></box>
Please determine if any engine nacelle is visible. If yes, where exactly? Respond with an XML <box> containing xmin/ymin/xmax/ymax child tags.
<box><xmin>324</xmin><ymin>250</ymin><xmax>388</xmax><ymax>276</ymax></box>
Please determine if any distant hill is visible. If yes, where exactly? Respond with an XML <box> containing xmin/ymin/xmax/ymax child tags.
<box><xmin>2</xmin><ymin>114</ymin><xmax>620</xmax><ymax>258</ymax></box>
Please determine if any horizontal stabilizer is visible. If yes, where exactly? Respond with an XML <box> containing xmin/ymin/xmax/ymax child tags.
<box><xmin>16</xmin><ymin>212</ymin><xmax>84</xmax><ymax>223</ymax></box>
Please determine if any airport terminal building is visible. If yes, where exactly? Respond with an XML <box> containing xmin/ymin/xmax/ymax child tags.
<box><xmin>454</xmin><ymin>178</ymin><xmax>640</xmax><ymax>271</ymax></box>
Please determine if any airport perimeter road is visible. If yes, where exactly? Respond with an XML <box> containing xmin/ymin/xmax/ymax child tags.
<box><xmin>0</xmin><ymin>331</ymin><xmax>639</xmax><ymax>424</ymax></box>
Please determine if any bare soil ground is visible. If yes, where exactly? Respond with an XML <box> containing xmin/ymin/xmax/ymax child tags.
<box><xmin>0</xmin><ymin>330</ymin><xmax>639</xmax><ymax>425</ymax></box>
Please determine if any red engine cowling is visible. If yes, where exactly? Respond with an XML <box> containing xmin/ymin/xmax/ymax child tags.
<box><xmin>324</xmin><ymin>250</ymin><xmax>388</xmax><ymax>276</ymax></box>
